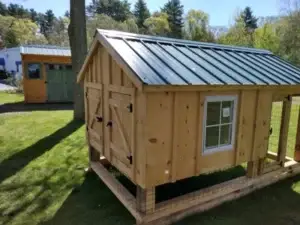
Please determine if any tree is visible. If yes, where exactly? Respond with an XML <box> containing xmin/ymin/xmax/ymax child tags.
<box><xmin>184</xmin><ymin>9</ymin><xmax>215</xmax><ymax>42</ymax></box>
<box><xmin>162</xmin><ymin>0</ymin><xmax>184</xmax><ymax>38</ymax></box>
<box><xmin>29</xmin><ymin>8</ymin><xmax>38</xmax><ymax>22</ymax></box>
<box><xmin>254</xmin><ymin>23</ymin><xmax>280</xmax><ymax>53</ymax></box>
<box><xmin>7</xmin><ymin>3</ymin><xmax>30</xmax><ymax>18</ymax></box>
<box><xmin>241</xmin><ymin>6</ymin><xmax>258</xmax><ymax>46</ymax></box>
<box><xmin>133</xmin><ymin>0</ymin><xmax>150</xmax><ymax>28</ymax></box>
<box><xmin>87</xmin><ymin>0</ymin><xmax>131</xmax><ymax>22</ymax></box>
<box><xmin>64</xmin><ymin>10</ymin><xmax>70</xmax><ymax>18</ymax></box>
<box><xmin>69</xmin><ymin>0</ymin><xmax>87</xmax><ymax>120</ymax></box>
<box><xmin>43</xmin><ymin>10</ymin><xmax>56</xmax><ymax>38</ymax></box>
<box><xmin>144</xmin><ymin>12</ymin><xmax>171</xmax><ymax>36</ymax></box>
<box><xmin>218</xmin><ymin>11</ymin><xmax>251</xmax><ymax>47</ymax></box>
<box><xmin>0</xmin><ymin>16</ymin><xmax>47</xmax><ymax>48</ymax></box>
<box><xmin>0</xmin><ymin>1</ymin><xmax>7</xmax><ymax>16</ymax></box>
<box><xmin>86</xmin><ymin>14</ymin><xmax>139</xmax><ymax>45</ymax></box>
<box><xmin>48</xmin><ymin>17</ymin><xmax>70</xmax><ymax>46</ymax></box>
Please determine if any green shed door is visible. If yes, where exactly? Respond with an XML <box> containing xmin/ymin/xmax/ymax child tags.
<box><xmin>46</xmin><ymin>64</ymin><xmax>74</xmax><ymax>102</ymax></box>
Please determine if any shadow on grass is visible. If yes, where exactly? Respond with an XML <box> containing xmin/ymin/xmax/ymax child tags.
<box><xmin>42</xmin><ymin>171</ymin><xmax>300</xmax><ymax>225</ymax></box>
<box><xmin>0</xmin><ymin>120</ymin><xmax>83</xmax><ymax>183</ymax></box>
<box><xmin>0</xmin><ymin>102</ymin><xmax>73</xmax><ymax>114</ymax></box>
<box><xmin>42</xmin><ymin>172</ymin><xmax>135</xmax><ymax>225</ymax></box>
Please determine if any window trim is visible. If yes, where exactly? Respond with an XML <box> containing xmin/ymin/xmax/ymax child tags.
<box><xmin>26</xmin><ymin>62</ymin><xmax>42</xmax><ymax>80</ymax></box>
<box><xmin>202</xmin><ymin>95</ymin><xmax>238</xmax><ymax>155</ymax></box>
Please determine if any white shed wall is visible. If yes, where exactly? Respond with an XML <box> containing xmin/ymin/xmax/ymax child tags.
<box><xmin>0</xmin><ymin>47</ymin><xmax>22</xmax><ymax>78</ymax></box>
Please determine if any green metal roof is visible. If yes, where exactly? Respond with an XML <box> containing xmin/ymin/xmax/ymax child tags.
<box><xmin>98</xmin><ymin>29</ymin><xmax>300</xmax><ymax>85</ymax></box>
<box><xmin>20</xmin><ymin>45</ymin><xmax>71</xmax><ymax>57</ymax></box>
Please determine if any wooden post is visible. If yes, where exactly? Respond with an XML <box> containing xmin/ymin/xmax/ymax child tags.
<box><xmin>136</xmin><ymin>186</ymin><xmax>155</xmax><ymax>214</ymax></box>
<box><xmin>277</xmin><ymin>99</ymin><xmax>292</xmax><ymax>165</ymax></box>
<box><xmin>295</xmin><ymin>106</ymin><xmax>300</xmax><ymax>162</ymax></box>
<box><xmin>247</xmin><ymin>161</ymin><xmax>259</xmax><ymax>178</ymax></box>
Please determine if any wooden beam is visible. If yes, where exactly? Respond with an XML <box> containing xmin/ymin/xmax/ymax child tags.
<box><xmin>108</xmin><ymin>84</ymin><xmax>135</xmax><ymax>95</ymax></box>
<box><xmin>295</xmin><ymin>106</ymin><xmax>300</xmax><ymax>162</ymax></box>
<box><xmin>90</xmin><ymin>161</ymin><xmax>143</xmax><ymax>222</ymax></box>
<box><xmin>278</xmin><ymin>100</ymin><xmax>292</xmax><ymax>164</ymax></box>
<box><xmin>142</xmin><ymin>162</ymin><xmax>300</xmax><ymax>224</ymax></box>
<box><xmin>136</xmin><ymin>186</ymin><xmax>156</xmax><ymax>214</ymax></box>
<box><xmin>267</xmin><ymin>151</ymin><xmax>294</xmax><ymax>162</ymax></box>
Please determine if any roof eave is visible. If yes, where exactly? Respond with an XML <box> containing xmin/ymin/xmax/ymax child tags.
<box><xmin>77</xmin><ymin>30</ymin><xmax>144</xmax><ymax>91</ymax></box>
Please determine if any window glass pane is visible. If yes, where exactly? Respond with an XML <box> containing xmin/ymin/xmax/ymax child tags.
<box><xmin>27</xmin><ymin>63</ymin><xmax>41</xmax><ymax>79</ymax></box>
<box><xmin>48</xmin><ymin>64</ymin><xmax>55</xmax><ymax>70</ymax></box>
<box><xmin>66</xmin><ymin>65</ymin><xmax>72</xmax><ymax>70</ymax></box>
<box><xmin>221</xmin><ymin>101</ymin><xmax>233</xmax><ymax>124</ymax></box>
<box><xmin>220</xmin><ymin>124</ymin><xmax>232</xmax><ymax>145</ymax></box>
<box><xmin>205</xmin><ymin>126</ymin><xmax>220</xmax><ymax>148</ymax></box>
<box><xmin>207</xmin><ymin>102</ymin><xmax>221</xmax><ymax>126</ymax></box>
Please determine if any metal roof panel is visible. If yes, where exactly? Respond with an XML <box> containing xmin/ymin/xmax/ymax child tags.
<box><xmin>98</xmin><ymin>30</ymin><xmax>300</xmax><ymax>86</ymax></box>
<box><xmin>20</xmin><ymin>45</ymin><xmax>71</xmax><ymax>57</ymax></box>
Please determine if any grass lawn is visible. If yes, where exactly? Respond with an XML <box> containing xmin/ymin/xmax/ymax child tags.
<box><xmin>0</xmin><ymin>91</ymin><xmax>24</xmax><ymax>104</ymax></box>
<box><xmin>0</xmin><ymin>92</ymin><xmax>300</xmax><ymax>225</ymax></box>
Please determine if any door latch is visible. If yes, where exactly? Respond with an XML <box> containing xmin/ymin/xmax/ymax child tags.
<box><xmin>96</xmin><ymin>116</ymin><xmax>103</xmax><ymax>122</ymax></box>
<box><xmin>127</xmin><ymin>155</ymin><xmax>133</xmax><ymax>165</ymax></box>
<box><xmin>106</xmin><ymin>121</ymin><xmax>113</xmax><ymax>127</ymax></box>
<box><xmin>127</xmin><ymin>103</ymin><xmax>133</xmax><ymax>113</ymax></box>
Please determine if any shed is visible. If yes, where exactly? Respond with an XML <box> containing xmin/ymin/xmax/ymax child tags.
<box><xmin>21</xmin><ymin>45</ymin><xmax>74</xmax><ymax>103</ymax></box>
<box><xmin>78</xmin><ymin>30</ymin><xmax>300</xmax><ymax>225</ymax></box>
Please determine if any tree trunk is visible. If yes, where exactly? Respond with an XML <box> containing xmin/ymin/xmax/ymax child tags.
<box><xmin>69</xmin><ymin>0</ymin><xmax>87</xmax><ymax>120</ymax></box>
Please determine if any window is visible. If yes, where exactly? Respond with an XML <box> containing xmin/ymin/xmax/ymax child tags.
<box><xmin>203</xmin><ymin>96</ymin><xmax>238</xmax><ymax>154</ymax></box>
<box><xmin>27</xmin><ymin>63</ymin><xmax>41</xmax><ymax>79</ymax></box>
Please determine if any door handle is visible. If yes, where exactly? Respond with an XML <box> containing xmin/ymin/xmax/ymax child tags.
<box><xmin>106</xmin><ymin>121</ymin><xmax>112</xmax><ymax>127</ymax></box>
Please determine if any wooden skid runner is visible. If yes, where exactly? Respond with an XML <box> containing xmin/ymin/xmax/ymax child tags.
<box><xmin>91</xmin><ymin>160</ymin><xmax>300</xmax><ymax>225</ymax></box>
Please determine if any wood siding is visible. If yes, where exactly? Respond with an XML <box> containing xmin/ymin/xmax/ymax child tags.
<box><xmin>144</xmin><ymin>90</ymin><xmax>273</xmax><ymax>187</ymax></box>
<box><xmin>22</xmin><ymin>54</ymin><xmax>71</xmax><ymax>103</ymax></box>
<box><xmin>82</xmin><ymin>43</ymin><xmax>279</xmax><ymax>189</ymax></box>
<box><xmin>84</xmin><ymin>45</ymin><xmax>144</xmax><ymax>185</ymax></box>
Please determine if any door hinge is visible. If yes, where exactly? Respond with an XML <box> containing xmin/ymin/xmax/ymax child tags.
<box><xmin>127</xmin><ymin>155</ymin><xmax>133</xmax><ymax>165</ymax></box>
<box><xmin>286</xmin><ymin>95</ymin><xmax>292</xmax><ymax>101</ymax></box>
<box><xmin>85</xmin><ymin>91</ymin><xmax>88</xmax><ymax>98</ymax></box>
<box><xmin>127</xmin><ymin>103</ymin><xmax>133</xmax><ymax>113</ymax></box>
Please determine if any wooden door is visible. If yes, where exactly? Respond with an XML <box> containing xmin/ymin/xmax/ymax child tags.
<box><xmin>108</xmin><ymin>90</ymin><xmax>135</xmax><ymax>178</ymax></box>
<box><xmin>86</xmin><ymin>83</ymin><xmax>104</xmax><ymax>155</ymax></box>
<box><xmin>46</xmin><ymin>64</ymin><xmax>65</xmax><ymax>102</ymax></box>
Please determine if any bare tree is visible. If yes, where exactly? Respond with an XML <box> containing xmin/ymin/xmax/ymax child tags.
<box><xmin>69</xmin><ymin>0</ymin><xmax>87</xmax><ymax>120</ymax></box>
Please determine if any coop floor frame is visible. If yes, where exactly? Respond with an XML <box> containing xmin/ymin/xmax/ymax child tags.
<box><xmin>90</xmin><ymin>155</ymin><xmax>300</xmax><ymax>225</ymax></box>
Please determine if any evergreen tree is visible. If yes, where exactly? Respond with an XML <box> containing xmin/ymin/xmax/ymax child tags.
<box><xmin>29</xmin><ymin>8</ymin><xmax>38</xmax><ymax>22</ymax></box>
<box><xmin>43</xmin><ymin>10</ymin><xmax>56</xmax><ymax>38</ymax></box>
<box><xmin>241</xmin><ymin>7</ymin><xmax>258</xmax><ymax>46</ymax></box>
<box><xmin>0</xmin><ymin>1</ymin><xmax>7</xmax><ymax>16</ymax></box>
<box><xmin>162</xmin><ymin>0</ymin><xmax>184</xmax><ymax>38</ymax></box>
<box><xmin>133</xmin><ymin>0</ymin><xmax>150</xmax><ymax>28</ymax></box>
<box><xmin>87</xmin><ymin>0</ymin><xmax>131</xmax><ymax>22</ymax></box>
<box><xmin>7</xmin><ymin>3</ymin><xmax>30</xmax><ymax>18</ymax></box>
<box><xmin>64</xmin><ymin>10</ymin><xmax>70</xmax><ymax>18</ymax></box>
<box><xmin>242</xmin><ymin>7</ymin><xmax>258</xmax><ymax>31</ymax></box>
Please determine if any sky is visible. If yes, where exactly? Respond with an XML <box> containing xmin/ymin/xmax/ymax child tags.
<box><xmin>3</xmin><ymin>0</ymin><xmax>284</xmax><ymax>26</ymax></box>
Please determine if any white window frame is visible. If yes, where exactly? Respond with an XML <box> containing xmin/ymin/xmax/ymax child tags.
<box><xmin>202</xmin><ymin>95</ymin><xmax>238</xmax><ymax>155</ymax></box>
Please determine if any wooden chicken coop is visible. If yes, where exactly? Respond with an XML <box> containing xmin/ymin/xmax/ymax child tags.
<box><xmin>77</xmin><ymin>30</ymin><xmax>300</xmax><ymax>225</ymax></box>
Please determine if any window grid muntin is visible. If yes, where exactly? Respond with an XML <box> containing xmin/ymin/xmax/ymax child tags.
<box><xmin>203</xmin><ymin>95</ymin><xmax>237</xmax><ymax>154</ymax></box>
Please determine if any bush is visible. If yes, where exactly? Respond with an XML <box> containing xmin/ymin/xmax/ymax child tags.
<box><xmin>5</xmin><ymin>76</ymin><xmax>23</xmax><ymax>93</ymax></box>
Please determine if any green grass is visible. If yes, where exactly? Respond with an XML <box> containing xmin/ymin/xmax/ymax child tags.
<box><xmin>268</xmin><ymin>102</ymin><xmax>299</xmax><ymax>157</ymax></box>
<box><xmin>0</xmin><ymin>91</ymin><xmax>24</xmax><ymax>104</ymax></box>
<box><xmin>0</xmin><ymin>92</ymin><xmax>300</xmax><ymax>225</ymax></box>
